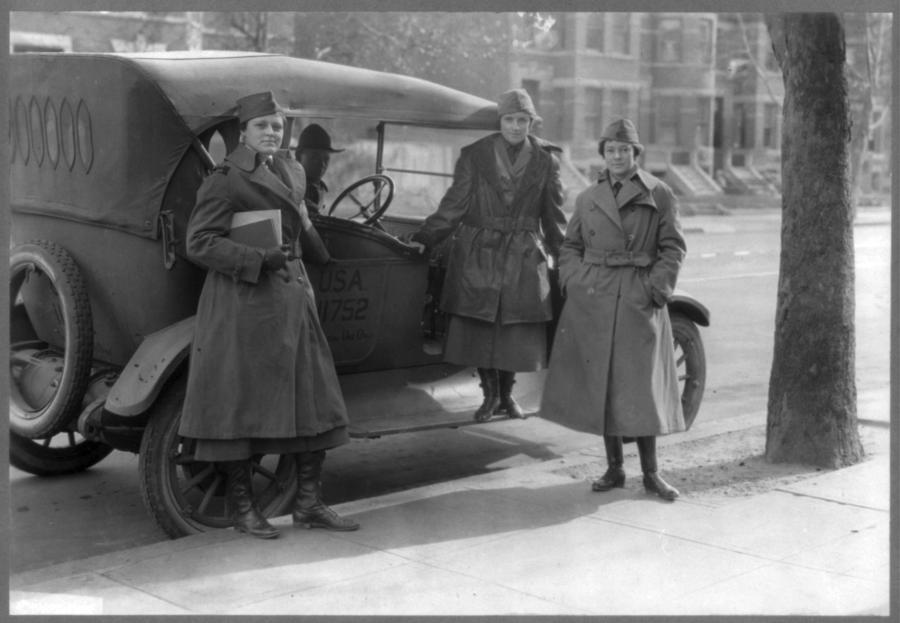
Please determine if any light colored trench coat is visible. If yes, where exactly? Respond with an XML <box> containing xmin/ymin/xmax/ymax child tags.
<box><xmin>412</xmin><ymin>133</ymin><xmax>567</xmax><ymax>324</ymax></box>
<box><xmin>179</xmin><ymin>144</ymin><xmax>348</xmax><ymax>441</ymax></box>
<box><xmin>540</xmin><ymin>168</ymin><xmax>687</xmax><ymax>437</ymax></box>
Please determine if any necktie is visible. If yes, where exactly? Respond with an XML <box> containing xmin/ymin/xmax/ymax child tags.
<box><xmin>612</xmin><ymin>181</ymin><xmax>622</xmax><ymax>196</ymax></box>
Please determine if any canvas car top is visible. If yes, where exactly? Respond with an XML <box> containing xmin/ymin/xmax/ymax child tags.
<box><xmin>9</xmin><ymin>51</ymin><xmax>498</xmax><ymax>240</ymax></box>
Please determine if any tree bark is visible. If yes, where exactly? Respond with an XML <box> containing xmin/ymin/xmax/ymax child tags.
<box><xmin>764</xmin><ymin>13</ymin><xmax>863</xmax><ymax>468</ymax></box>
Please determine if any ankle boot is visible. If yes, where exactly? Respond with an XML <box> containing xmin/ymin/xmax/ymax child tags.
<box><xmin>636</xmin><ymin>436</ymin><xmax>679</xmax><ymax>501</ymax></box>
<box><xmin>473</xmin><ymin>368</ymin><xmax>500</xmax><ymax>422</ymax></box>
<box><xmin>592</xmin><ymin>436</ymin><xmax>625</xmax><ymax>491</ymax></box>
<box><xmin>221</xmin><ymin>460</ymin><xmax>280</xmax><ymax>539</ymax></box>
<box><xmin>494</xmin><ymin>370</ymin><xmax>526</xmax><ymax>419</ymax></box>
<box><xmin>293</xmin><ymin>450</ymin><xmax>360</xmax><ymax>531</ymax></box>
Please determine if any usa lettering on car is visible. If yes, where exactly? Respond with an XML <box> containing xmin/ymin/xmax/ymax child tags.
<box><xmin>313</xmin><ymin>262</ymin><xmax>385</xmax><ymax>364</ymax></box>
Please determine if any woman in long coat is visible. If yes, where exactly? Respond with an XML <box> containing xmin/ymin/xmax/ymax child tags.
<box><xmin>409</xmin><ymin>89</ymin><xmax>567</xmax><ymax>421</ymax></box>
<box><xmin>180</xmin><ymin>91</ymin><xmax>359</xmax><ymax>538</ymax></box>
<box><xmin>540</xmin><ymin>119</ymin><xmax>686</xmax><ymax>501</ymax></box>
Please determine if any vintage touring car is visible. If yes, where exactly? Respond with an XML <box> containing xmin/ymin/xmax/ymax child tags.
<box><xmin>9</xmin><ymin>51</ymin><xmax>710</xmax><ymax>537</ymax></box>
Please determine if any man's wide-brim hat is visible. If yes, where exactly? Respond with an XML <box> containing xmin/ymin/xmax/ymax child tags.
<box><xmin>598</xmin><ymin>118</ymin><xmax>644</xmax><ymax>155</ymax></box>
<box><xmin>297</xmin><ymin>123</ymin><xmax>344</xmax><ymax>153</ymax></box>
<box><xmin>497</xmin><ymin>88</ymin><xmax>538</xmax><ymax>118</ymax></box>
<box><xmin>236</xmin><ymin>91</ymin><xmax>284</xmax><ymax>123</ymax></box>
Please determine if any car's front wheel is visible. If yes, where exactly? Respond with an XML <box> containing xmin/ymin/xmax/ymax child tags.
<box><xmin>138</xmin><ymin>373</ymin><xmax>297</xmax><ymax>538</ymax></box>
<box><xmin>670</xmin><ymin>311</ymin><xmax>706</xmax><ymax>430</ymax></box>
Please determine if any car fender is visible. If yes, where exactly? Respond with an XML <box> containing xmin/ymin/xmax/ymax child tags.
<box><xmin>668</xmin><ymin>289</ymin><xmax>711</xmax><ymax>327</ymax></box>
<box><xmin>104</xmin><ymin>316</ymin><xmax>195</xmax><ymax>416</ymax></box>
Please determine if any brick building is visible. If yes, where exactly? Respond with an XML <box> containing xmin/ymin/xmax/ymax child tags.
<box><xmin>11</xmin><ymin>10</ymin><xmax>890</xmax><ymax>200</ymax></box>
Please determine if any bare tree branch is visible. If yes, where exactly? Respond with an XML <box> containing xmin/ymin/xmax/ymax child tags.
<box><xmin>737</xmin><ymin>13</ymin><xmax>782</xmax><ymax>108</ymax></box>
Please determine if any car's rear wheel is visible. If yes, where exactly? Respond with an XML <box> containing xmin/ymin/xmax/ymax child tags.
<box><xmin>9</xmin><ymin>240</ymin><xmax>94</xmax><ymax>439</ymax></box>
<box><xmin>670</xmin><ymin>311</ymin><xmax>706</xmax><ymax>430</ymax></box>
<box><xmin>10</xmin><ymin>430</ymin><xmax>113</xmax><ymax>476</ymax></box>
<box><xmin>11</xmin><ymin>366</ymin><xmax>116</xmax><ymax>475</ymax></box>
<box><xmin>138</xmin><ymin>373</ymin><xmax>297</xmax><ymax>538</ymax></box>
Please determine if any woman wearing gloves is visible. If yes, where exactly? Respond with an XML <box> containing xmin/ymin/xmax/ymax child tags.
<box><xmin>408</xmin><ymin>89</ymin><xmax>567</xmax><ymax>422</ymax></box>
<box><xmin>180</xmin><ymin>91</ymin><xmax>359</xmax><ymax>538</ymax></box>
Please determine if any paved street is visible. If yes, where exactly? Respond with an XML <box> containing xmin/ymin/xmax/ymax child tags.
<box><xmin>8</xmin><ymin>206</ymin><xmax>891</xmax><ymax>574</ymax></box>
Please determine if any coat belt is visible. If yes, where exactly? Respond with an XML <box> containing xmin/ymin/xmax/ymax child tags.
<box><xmin>462</xmin><ymin>215</ymin><xmax>539</xmax><ymax>232</ymax></box>
<box><xmin>583</xmin><ymin>249</ymin><xmax>655</xmax><ymax>267</ymax></box>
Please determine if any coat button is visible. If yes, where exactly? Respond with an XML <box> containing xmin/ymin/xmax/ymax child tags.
<box><xmin>589</xmin><ymin>230</ymin><xmax>595</xmax><ymax>236</ymax></box>
<box><xmin>587</xmin><ymin>287</ymin><xmax>595</xmax><ymax>295</ymax></box>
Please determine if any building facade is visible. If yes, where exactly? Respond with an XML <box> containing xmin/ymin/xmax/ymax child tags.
<box><xmin>508</xmin><ymin>11</ymin><xmax>891</xmax><ymax>200</ymax></box>
<box><xmin>11</xmin><ymin>10</ymin><xmax>890</xmax><ymax>200</ymax></box>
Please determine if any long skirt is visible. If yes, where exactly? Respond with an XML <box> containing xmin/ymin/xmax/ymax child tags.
<box><xmin>443</xmin><ymin>314</ymin><xmax>547</xmax><ymax>371</ymax></box>
<box><xmin>191</xmin><ymin>426</ymin><xmax>349</xmax><ymax>462</ymax></box>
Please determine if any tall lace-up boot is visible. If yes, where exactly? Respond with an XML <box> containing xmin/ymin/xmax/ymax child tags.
<box><xmin>494</xmin><ymin>370</ymin><xmax>526</xmax><ymax>419</ymax></box>
<box><xmin>221</xmin><ymin>460</ymin><xmax>280</xmax><ymax>539</ymax></box>
<box><xmin>591</xmin><ymin>435</ymin><xmax>626</xmax><ymax>492</ymax></box>
<box><xmin>292</xmin><ymin>450</ymin><xmax>360</xmax><ymax>531</ymax></box>
<box><xmin>637</xmin><ymin>436</ymin><xmax>679</xmax><ymax>501</ymax></box>
<box><xmin>473</xmin><ymin>368</ymin><xmax>500</xmax><ymax>422</ymax></box>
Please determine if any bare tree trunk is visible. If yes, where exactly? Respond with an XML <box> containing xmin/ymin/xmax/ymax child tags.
<box><xmin>764</xmin><ymin>13</ymin><xmax>863</xmax><ymax>468</ymax></box>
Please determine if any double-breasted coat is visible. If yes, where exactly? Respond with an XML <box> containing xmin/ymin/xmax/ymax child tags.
<box><xmin>412</xmin><ymin>133</ymin><xmax>567</xmax><ymax>325</ymax></box>
<box><xmin>179</xmin><ymin>144</ymin><xmax>349</xmax><ymax>441</ymax></box>
<box><xmin>540</xmin><ymin>168</ymin><xmax>687</xmax><ymax>436</ymax></box>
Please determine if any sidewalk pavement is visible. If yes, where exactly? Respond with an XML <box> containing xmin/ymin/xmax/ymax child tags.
<box><xmin>9</xmin><ymin>388</ymin><xmax>892</xmax><ymax>617</ymax></box>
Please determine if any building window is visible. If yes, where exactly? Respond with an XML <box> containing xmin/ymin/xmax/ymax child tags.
<box><xmin>657</xmin><ymin>96</ymin><xmax>680</xmax><ymax>145</ymax></box>
<box><xmin>696</xmin><ymin>96</ymin><xmax>711</xmax><ymax>146</ymax></box>
<box><xmin>696</xmin><ymin>18</ymin><xmax>713</xmax><ymax>64</ymax></box>
<box><xmin>552</xmin><ymin>87</ymin><xmax>567</xmax><ymax>139</ymax></box>
<box><xmin>586</xmin><ymin>14</ymin><xmax>605</xmax><ymax>52</ymax></box>
<box><xmin>556</xmin><ymin>14</ymin><xmax>569</xmax><ymax>50</ymax></box>
<box><xmin>521</xmin><ymin>79</ymin><xmax>540</xmax><ymax>112</ymax></box>
<box><xmin>585</xmin><ymin>88</ymin><xmax>604</xmax><ymax>138</ymax></box>
<box><xmin>609</xmin><ymin>89</ymin><xmax>629</xmax><ymax>119</ymax></box>
<box><xmin>658</xmin><ymin>18</ymin><xmax>682</xmax><ymax>62</ymax></box>
<box><xmin>733</xmin><ymin>103</ymin><xmax>750</xmax><ymax>149</ymax></box>
<box><xmin>763</xmin><ymin>103</ymin><xmax>779</xmax><ymax>148</ymax></box>
<box><xmin>609</xmin><ymin>13</ymin><xmax>630</xmax><ymax>55</ymax></box>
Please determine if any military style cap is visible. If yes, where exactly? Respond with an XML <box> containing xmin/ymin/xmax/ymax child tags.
<box><xmin>598</xmin><ymin>118</ymin><xmax>644</xmax><ymax>156</ymax></box>
<box><xmin>236</xmin><ymin>91</ymin><xmax>284</xmax><ymax>123</ymax></box>
<box><xmin>497</xmin><ymin>88</ymin><xmax>538</xmax><ymax>118</ymax></box>
<box><xmin>297</xmin><ymin>123</ymin><xmax>344</xmax><ymax>153</ymax></box>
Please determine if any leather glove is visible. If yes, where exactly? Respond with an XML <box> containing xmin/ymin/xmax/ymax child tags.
<box><xmin>400</xmin><ymin>232</ymin><xmax>427</xmax><ymax>255</ymax></box>
<box><xmin>262</xmin><ymin>246</ymin><xmax>288</xmax><ymax>271</ymax></box>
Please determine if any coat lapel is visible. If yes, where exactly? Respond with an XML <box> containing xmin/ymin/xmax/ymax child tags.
<box><xmin>618</xmin><ymin>171</ymin><xmax>659</xmax><ymax>211</ymax></box>
<box><xmin>228</xmin><ymin>146</ymin><xmax>304</xmax><ymax>219</ymax></box>
<box><xmin>591</xmin><ymin>179</ymin><xmax>623</xmax><ymax>230</ymax></box>
<box><xmin>614</xmin><ymin>178</ymin><xmax>643</xmax><ymax>209</ymax></box>
<box><xmin>510</xmin><ymin>138</ymin><xmax>543</xmax><ymax>207</ymax></box>
<box><xmin>471</xmin><ymin>135</ymin><xmax>506</xmax><ymax>199</ymax></box>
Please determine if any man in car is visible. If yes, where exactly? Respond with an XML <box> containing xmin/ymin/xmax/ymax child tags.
<box><xmin>407</xmin><ymin>88</ymin><xmax>567</xmax><ymax>422</ymax></box>
<box><xmin>294</xmin><ymin>123</ymin><xmax>344</xmax><ymax>215</ymax></box>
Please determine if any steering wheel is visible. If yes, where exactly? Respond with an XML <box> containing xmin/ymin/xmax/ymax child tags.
<box><xmin>327</xmin><ymin>174</ymin><xmax>395</xmax><ymax>226</ymax></box>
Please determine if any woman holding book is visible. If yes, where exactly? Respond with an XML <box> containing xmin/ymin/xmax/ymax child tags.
<box><xmin>180</xmin><ymin>91</ymin><xmax>359</xmax><ymax>539</ymax></box>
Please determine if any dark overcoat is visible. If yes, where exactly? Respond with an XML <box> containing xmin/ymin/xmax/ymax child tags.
<box><xmin>540</xmin><ymin>169</ymin><xmax>687</xmax><ymax>436</ymax></box>
<box><xmin>412</xmin><ymin>133</ymin><xmax>567</xmax><ymax>324</ymax></box>
<box><xmin>179</xmin><ymin>144</ymin><xmax>349</xmax><ymax>440</ymax></box>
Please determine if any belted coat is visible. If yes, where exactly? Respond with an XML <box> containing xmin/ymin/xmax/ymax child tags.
<box><xmin>540</xmin><ymin>169</ymin><xmax>687</xmax><ymax>436</ymax></box>
<box><xmin>179</xmin><ymin>144</ymin><xmax>349</xmax><ymax>441</ymax></box>
<box><xmin>411</xmin><ymin>133</ymin><xmax>567</xmax><ymax>324</ymax></box>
